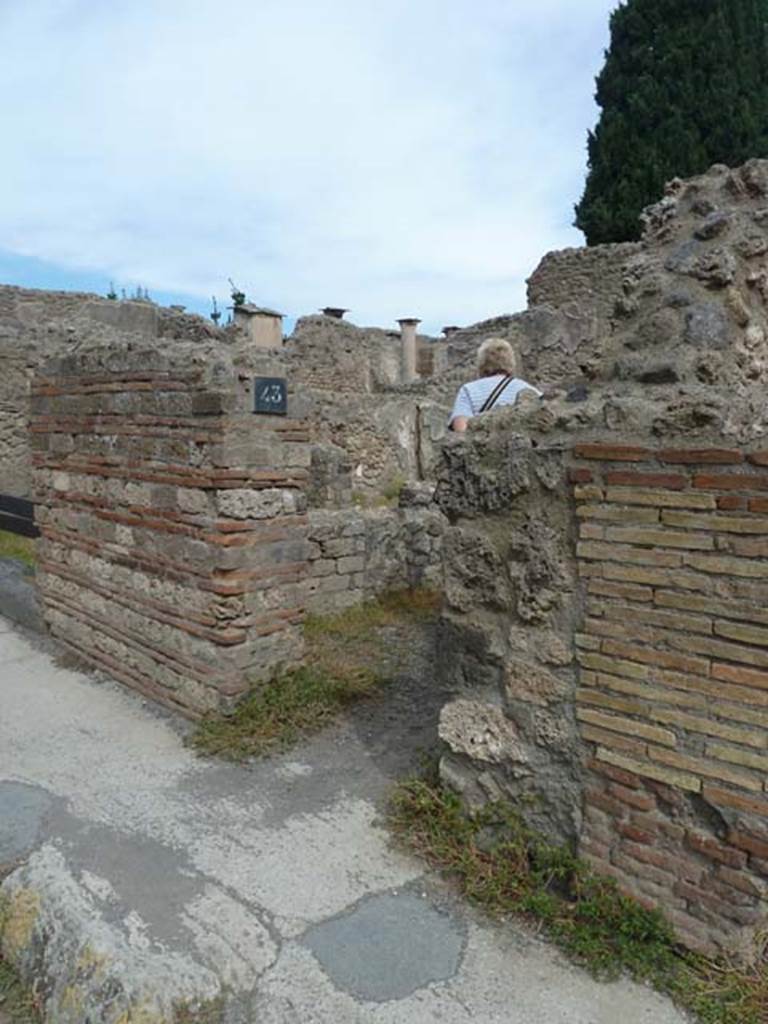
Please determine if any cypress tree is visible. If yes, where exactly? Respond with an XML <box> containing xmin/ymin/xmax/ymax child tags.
<box><xmin>575</xmin><ymin>0</ymin><xmax>768</xmax><ymax>245</ymax></box>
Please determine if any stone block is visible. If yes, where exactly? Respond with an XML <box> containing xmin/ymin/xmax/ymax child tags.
<box><xmin>439</xmin><ymin>699</ymin><xmax>529</xmax><ymax>768</ymax></box>
<box><xmin>223</xmin><ymin>487</ymin><xmax>303</xmax><ymax>520</ymax></box>
<box><xmin>337</xmin><ymin>555</ymin><xmax>364</xmax><ymax>574</ymax></box>
<box><xmin>310</xmin><ymin>559</ymin><xmax>336</xmax><ymax>578</ymax></box>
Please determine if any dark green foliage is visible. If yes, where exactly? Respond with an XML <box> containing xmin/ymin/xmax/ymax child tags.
<box><xmin>575</xmin><ymin>0</ymin><xmax>768</xmax><ymax>244</ymax></box>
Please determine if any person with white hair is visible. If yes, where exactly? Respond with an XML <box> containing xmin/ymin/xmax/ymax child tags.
<box><xmin>448</xmin><ymin>337</ymin><xmax>542</xmax><ymax>432</ymax></box>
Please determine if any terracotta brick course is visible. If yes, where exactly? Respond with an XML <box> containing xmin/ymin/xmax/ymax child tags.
<box><xmin>568</xmin><ymin>467</ymin><xmax>594</xmax><ymax>483</ymax></box>
<box><xmin>573</xmin><ymin>444</ymin><xmax>652</xmax><ymax>462</ymax></box>
<box><xmin>717</xmin><ymin>495</ymin><xmax>748</xmax><ymax>510</ymax></box>
<box><xmin>613</xmin><ymin>851</ymin><xmax>676</xmax><ymax>889</ymax></box>
<box><xmin>658</xmin><ymin>449</ymin><xmax>744</xmax><ymax>465</ymax></box>
<box><xmin>586</xmin><ymin>757</ymin><xmax>642</xmax><ymax>789</ymax></box>
<box><xmin>694</xmin><ymin>472</ymin><xmax>768</xmax><ymax>491</ymax></box>
<box><xmin>37</xmin><ymin>416</ymin><xmax>768</xmax><ymax>961</ymax></box>
<box><xmin>716</xmin><ymin>865</ymin><xmax>765</xmax><ymax>897</ymax></box>
<box><xmin>674</xmin><ymin>880</ymin><xmax>761</xmax><ymax>926</ymax></box>
<box><xmin>584</xmin><ymin>787</ymin><xmax>629</xmax><ymax>820</ymax></box>
<box><xmin>578</xmin><ymin>540</ymin><xmax>682</xmax><ymax>568</ymax></box>
<box><xmin>579</xmin><ymin>724</ymin><xmax>647</xmax><ymax>757</ymax></box>
<box><xmin>594</xmin><ymin>748</ymin><xmax>701</xmax><ymax>792</ymax></box>
<box><xmin>601</xmin><ymin>638</ymin><xmax>710</xmax><ymax>677</ymax></box>
<box><xmin>617</xmin><ymin>822</ymin><xmax>656</xmax><ymax>845</ymax></box>
<box><xmin>662</xmin><ymin>510</ymin><xmax>768</xmax><ymax>534</ymax></box>
<box><xmin>599</xmin><ymin>602</ymin><xmax>712</xmax><ymax>636</ymax></box>
<box><xmin>604</xmin><ymin>471</ymin><xmax>688</xmax><ymax>489</ymax></box>
<box><xmin>655</xmin><ymin>589</ymin><xmax>768</xmax><ymax>628</ymax></box>
<box><xmin>577</xmin><ymin>707</ymin><xmax>676</xmax><ymax>746</ymax></box>
<box><xmin>579</xmin><ymin>523</ymin><xmax>604</xmax><ymax>541</ymax></box>
<box><xmin>576</xmin><ymin>505</ymin><xmax>660</xmax><ymax>524</ymax></box>
<box><xmin>685</xmin><ymin>831</ymin><xmax>748</xmax><ymax>869</ymax></box>
<box><xmin>574</xmin><ymin>485</ymin><xmax>603</xmax><ymax>502</ymax></box>
<box><xmin>711</xmin><ymin>663</ymin><xmax>768</xmax><ymax>690</ymax></box>
<box><xmin>703</xmin><ymin>786</ymin><xmax>768</xmax><ymax>818</ymax></box>
<box><xmin>602</xmin><ymin>562</ymin><xmax>713</xmax><ymax>592</ymax></box>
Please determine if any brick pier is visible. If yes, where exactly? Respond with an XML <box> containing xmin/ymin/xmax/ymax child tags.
<box><xmin>31</xmin><ymin>348</ymin><xmax>310</xmax><ymax>717</ymax></box>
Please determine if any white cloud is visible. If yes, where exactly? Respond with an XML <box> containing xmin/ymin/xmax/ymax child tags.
<box><xmin>0</xmin><ymin>0</ymin><xmax>616</xmax><ymax>331</ymax></box>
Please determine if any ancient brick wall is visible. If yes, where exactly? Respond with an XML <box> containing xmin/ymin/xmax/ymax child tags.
<box><xmin>31</xmin><ymin>345</ymin><xmax>310</xmax><ymax>717</ymax></box>
<box><xmin>573</xmin><ymin>442</ymin><xmax>768</xmax><ymax>958</ymax></box>
<box><xmin>0</xmin><ymin>285</ymin><xmax>221</xmax><ymax>497</ymax></box>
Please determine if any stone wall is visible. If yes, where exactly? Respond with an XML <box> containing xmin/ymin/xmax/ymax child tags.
<box><xmin>526</xmin><ymin>242</ymin><xmax>643</xmax><ymax>323</ymax></box>
<box><xmin>304</xmin><ymin>493</ymin><xmax>445</xmax><ymax>614</ymax></box>
<box><xmin>286</xmin><ymin>315</ymin><xmax>450</xmax><ymax>495</ymax></box>
<box><xmin>0</xmin><ymin>343</ymin><xmax>31</xmax><ymax>497</ymax></box>
<box><xmin>434</xmin><ymin>432</ymin><xmax>584</xmax><ymax>846</ymax></box>
<box><xmin>31</xmin><ymin>343</ymin><xmax>309</xmax><ymax>717</ymax></box>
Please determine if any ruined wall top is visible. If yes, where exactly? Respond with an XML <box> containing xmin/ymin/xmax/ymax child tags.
<box><xmin>452</xmin><ymin>159</ymin><xmax>768</xmax><ymax>448</ymax></box>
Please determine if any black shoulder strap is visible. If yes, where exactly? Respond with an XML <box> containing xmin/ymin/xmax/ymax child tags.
<box><xmin>479</xmin><ymin>375</ymin><xmax>514</xmax><ymax>414</ymax></box>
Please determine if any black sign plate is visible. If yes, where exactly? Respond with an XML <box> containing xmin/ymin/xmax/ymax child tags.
<box><xmin>253</xmin><ymin>377</ymin><xmax>287</xmax><ymax>416</ymax></box>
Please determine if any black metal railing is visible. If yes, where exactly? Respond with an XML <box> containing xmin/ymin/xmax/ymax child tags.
<box><xmin>0</xmin><ymin>494</ymin><xmax>39</xmax><ymax>538</ymax></box>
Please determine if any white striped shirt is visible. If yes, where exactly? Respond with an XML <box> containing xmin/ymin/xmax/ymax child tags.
<box><xmin>449</xmin><ymin>374</ymin><xmax>542</xmax><ymax>425</ymax></box>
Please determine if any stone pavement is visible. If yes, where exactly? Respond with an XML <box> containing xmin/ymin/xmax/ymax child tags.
<box><xmin>0</xmin><ymin>616</ymin><xmax>689</xmax><ymax>1023</ymax></box>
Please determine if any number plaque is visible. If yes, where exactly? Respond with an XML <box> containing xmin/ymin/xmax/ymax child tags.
<box><xmin>253</xmin><ymin>377</ymin><xmax>287</xmax><ymax>416</ymax></box>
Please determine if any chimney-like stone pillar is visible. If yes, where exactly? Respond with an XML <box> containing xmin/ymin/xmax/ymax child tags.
<box><xmin>232</xmin><ymin>305</ymin><xmax>284</xmax><ymax>348</ymax></box>
<box><xmin>398</xmin><ymin>317</ymin><xmax>421</xmax><ymax>383</ymax></box>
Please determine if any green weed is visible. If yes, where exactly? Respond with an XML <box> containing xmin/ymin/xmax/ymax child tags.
<box><xmin>388</xmin><ymin>776</ymin><xmax>767</xmax><ymax>1024</ymax></box>
<box><xmin>0</xmin><ymin>531</ymin><xmax>36</xmax><ymax>569</ymax></box>
<box><xmin>189</xmin><ymin>664</ymin><xmax>379</xmax><ymax>761</ymax></box>
<box><xmin>303</xmin><ymin>588</ymin><xmax>440</xmax><ymax>641</ymax></box>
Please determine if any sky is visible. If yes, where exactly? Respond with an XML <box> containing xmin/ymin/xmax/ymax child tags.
<box><xmin>0</xmin><ymin>0</ymin><xmax>618</xmax><ymax>334</ymax></box>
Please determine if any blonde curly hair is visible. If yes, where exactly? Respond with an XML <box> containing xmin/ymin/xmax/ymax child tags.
<box><xmin>476</xmin><ymin>337</ymin><xmax>520</xmax><ymax>378</ymax></box>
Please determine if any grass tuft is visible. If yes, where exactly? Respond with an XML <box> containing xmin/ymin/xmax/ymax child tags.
<box><xmin>190</xmin><ymin>664</ymin><xmax>379</xmax><ymax>760</ymax></box>
<box><xmin>0</xmin><ymin>530</ymin><xmax>36</xmax><ymax>569</ymax></box>
<box><xmin>388</xmin><ymin>776</ymin><xmax>767</xmax><ymax>1024</ymax></box>
<box><xmin>190</xmin><ymin>589</ymin><xmax>440</xmax><ymax>761</ymax></box>
<box><xmin>303</xmin><ymin>587</ymin><xmax>441</xmax><ymax>642</ymax></box>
